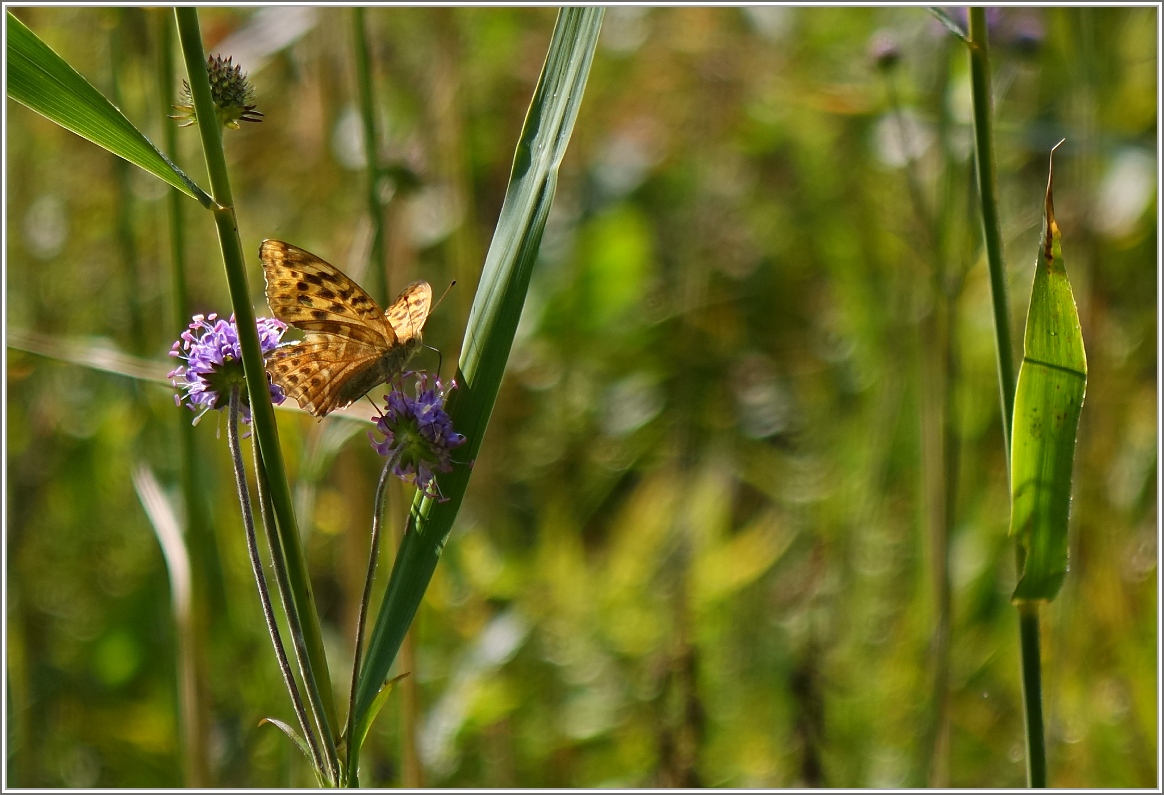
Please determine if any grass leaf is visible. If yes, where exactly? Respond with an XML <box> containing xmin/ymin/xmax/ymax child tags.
<box><xmin>259</xmin><ymin>717</ymin><xmax>322</xmax><ymax>784</ymax></box>
<box><xmin>1009</xmin><ymin>145</ymin><xmax>1088</xmax><ymax>603</ymax></box>
<box><xmin>6</xmin><ymin>10</ymin><xmax>212</xmax><ymax>206</ymax></box>
<box><xmin>345</xmin><ymin>8</ymin><xmax>605</xmax><ymax>782</ymax></box>
<box><xmin>350</xmin><ymin>673</ymin><xmax>409</xmax><ymax>757</ymax></box>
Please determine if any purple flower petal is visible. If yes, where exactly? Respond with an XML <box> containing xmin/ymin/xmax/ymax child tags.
<box><xmin>369</xmin><ymin>373</ymin><xmax>466</xmax><ymax>501</ymax></box>
<box><xmin>169</xmin><ymin>314</ymin><xmax>287</xmax><ymax>424</ymax></box>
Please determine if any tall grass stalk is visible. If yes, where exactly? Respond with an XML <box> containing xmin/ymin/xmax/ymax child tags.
<box><xmin>109</xmin><ymin>10</ymin><xmax>146</xmax><ymax>353</ymax></box>
<box><xmin>352</xmin><ymin>7</ymin><xmax>387</xmax><ymax>305</ymax></box>
<box><xmin>173</xmin><ymin>8</ymin><xmax>340</xmax><ymax>784</ymax></box>
<box><xmin>154</xmin><ymin>8</ymin><xmax>209</xmax><ymax>784</ymax></box>
<box><xmin>967</xmin><ymin>8</ymin><xmax>1046</xmax><ymax>787</ymax></box>
<box><xmin>344</xmin><ymin>459</ymin><xmax>395</xmax><ymax>784</ymax></box>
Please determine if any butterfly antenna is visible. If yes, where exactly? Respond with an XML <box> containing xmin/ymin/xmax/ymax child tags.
<box><xmin>423</xmin><ymin>344</ymin><xmax>444</xmax><ymax>379</ymax></box>
<box><xmin>365</xmin><ymin>394</ymin><xmax>385</xmax><ymax>419</ymax></box>
<box><xmin>432</xmin><ymin>280</ymin><xmax>456</xmax><ymax>314</ymax></box>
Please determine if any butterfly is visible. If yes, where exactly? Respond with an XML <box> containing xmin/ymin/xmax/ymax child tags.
<box><xmin>260</xmin><ymin>239</ymin><xmax>432</xmax><ymax>418</ymax></box>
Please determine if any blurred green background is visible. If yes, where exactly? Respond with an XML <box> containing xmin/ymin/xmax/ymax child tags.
<box><xmin>5</xmin><ymin>6</ymin><xmax>1157</xmax><ymax>788</ymax></box>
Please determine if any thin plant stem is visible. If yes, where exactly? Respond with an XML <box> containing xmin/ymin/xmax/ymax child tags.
<box><xmin>157</xmin><ymin>9</ymin><xmax>189</xmax><ymax>337</ymax></box>
<box><xmin>251</xmin><ymin>432</ymin><xmax>341</xmax><ymax>785</ymax></box>
<box><xmin>226</xmin><ymin>387</ymin><xmax>326</xmax><ymax>784</ymax></box>
<box><xmin>352</xmin><ymin>6</ymin><xmax>387</xmax><ymax>305</ymax></box>
<box><xmin>108</xmin><ymin>10</ymin><xmax>146</xmax><ymax>354</ymax></box>
<box><xmin>173</xmin><ymin>8</ymin><xmax>341</xmax><ymax>771</ymax></box>
<box><xmin>1018</xmin><ymin>603</ymin><xmax>1047</xmax><ymax>787</ymax></box>
<box><xmin>882</xmin><ymin>47</ymin><xmax>960</xmax><ymax>788</ymax></box>
<box><xmin>155</xmin><ymin>9</ymin><xmax>209</xmax><ymax>785</ymax></box>
<box><xmin>967</xmin><ymin>9</ymin><xmax>1016</xmax><ymax>452</ymax></box>
<box><xmin>384</xmin><ymin>473</ymin><xmax>424</xmax><ymax>789</ymax></box>
<box><xmin>345</xmin><ymin>457</ymin><xmax>397</xmax><ymax>787</ymax></box>
<box><xmin>884</xmin><ymin>73</ymin><xmax>938</xmax><ymax>253</ymax></box>
<box><xmin>967</xmin><ymin>9</ymin><xmax>1046</xmax><ymax>787</ymax></box>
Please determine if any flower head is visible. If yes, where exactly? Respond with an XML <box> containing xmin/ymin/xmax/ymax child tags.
<box><xmin>868</xmin><ymin>29</ymin><xmax>901</xmax><ymax>72</ymax></box>
<box><xmin>171</xmin><ymin>54</ymin><xmax>263</xmax><ymax>130</ymax></box>
<box><xmin>169</xmin><ymin>313</ymin><xmax>286</xmax><ymax>423</ymax></box>
<box><xmin>1006</xmin><ymin>12</ymin><xmax>1044</xmax><ymax>57</ymax></box>
<box><xmin>368</xmin><ymin>373</ymin><xmax>466</xmax><ymax>501</ymax></box>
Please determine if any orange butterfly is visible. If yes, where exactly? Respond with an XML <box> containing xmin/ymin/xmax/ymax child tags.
<box><xmin>260</xmin><ymin>239</ymin><xmax>432</xmax><ymax>417</ymax></box>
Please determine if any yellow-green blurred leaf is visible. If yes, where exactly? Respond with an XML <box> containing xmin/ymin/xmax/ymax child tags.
<box><xmin>693</xmin><ymin>509</ymin><xmax>790</xmax><ymax>605</ymax></box>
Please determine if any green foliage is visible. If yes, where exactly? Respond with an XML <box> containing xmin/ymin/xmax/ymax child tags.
<box><xmin>5</xmin><ymin>7</ymin><xmax>1157</xmax><ymax>789</ymax></box>
<box><xmin>6</xmin><ymin>10</ymin><xmax>210</xmax><ymax>206</ymax></box>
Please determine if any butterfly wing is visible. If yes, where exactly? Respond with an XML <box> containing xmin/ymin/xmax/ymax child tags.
<box><xmin>266</xmin><ymin>338</ymin><xmax>386</xmax><ymax>417</ymax></box>
<box><xmin>260</xmin><ymin>241</ymin><xmax>432</xmax><ymax>417</ymax></box>
<box><xmin>385</xmin><ymin>281</ymin><xmax>433</xmax><ymax>344</ymax></box>
<box><xmin>260</xmin><ymin>239</ymin><xmax>395</xmax><ymax>348</ymax></box>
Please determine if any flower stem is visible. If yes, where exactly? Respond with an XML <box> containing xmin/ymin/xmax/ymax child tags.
<box><xmin>345</xmin><ymin>457</ymin><xmax>396</xmax><ymax>787</ymax></box>
<box><xmin>226</xmin><ymin>387</ymin><xmax>326</xmax><ymax>784</ymax></box>
<box><xmin>252</xmin><ymin>426</ymin><xmax>340</xmax><ymax>785</ymax></box>
<box><xmin>1018</xmin><ymin>603</ymin><xmax>1047</xmax><ymax>787</ymax></box>
<box><xmin>173</xmin><ymin>7</ymin><xmax>341</xmax><ymax>769</ymax></box>
<box><xmin>967</xmin><ymin>9</ymin><xmax>1046</xmax><ymax>787</ymax></box>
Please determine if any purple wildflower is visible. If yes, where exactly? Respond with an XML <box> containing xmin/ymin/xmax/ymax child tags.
<box><xmin>168</xmin><ymin>313</ymin><xmax>287</xmax><ymax>424</ymax></box>
<box><xmin>368</xmin><ymin>373</ymin><xmax>467</xmax><ymax>501</ymax></box>
<box><xmin>1007</xmin><ymin>12</ymin><xmax>1044</xmax><ymax>57</ymax></box>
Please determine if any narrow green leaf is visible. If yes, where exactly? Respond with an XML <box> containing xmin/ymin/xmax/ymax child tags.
<box><xmin>259</xmin><ymin>717</ymin><xmax>323</xmax><ymax>785</ymax></box>
<box><xmin>350</xmin><ymin>673</ymin><xmax>408</xmax><ymax>756</ymax></box>
<box><xmin>7</xmin><ymin>327</ymin><xmax>171</xmax><ymax>385</ymax></box>
<box><xmin>346</xmin><ymin>8</ymin><xmax>605</xmax><ymax>783</ymax></box>
<box><xmin>6</xmin><ymin>11</ymin><xmax>212</xmax><ymax>206</ymax></box>
<box><xmin>1009</xmin><ymin>144</ymin><xmax>1088</xmax><ymax>603</ymax></box>
<box><xmin>927</xmin><ymin>6</ymin><xmax>970</xmax><ymax>43</ymax></box>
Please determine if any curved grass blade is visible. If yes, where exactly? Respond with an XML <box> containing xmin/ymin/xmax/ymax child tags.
<box><xmin>130</xmin><ymin>464</ymin><xmax>199</xmax><ymax>786</ymax></box>
<box><xmin>1009</xmin><ymin>143</ymin><xmax>1087</xmax><ymax>603</ymax></box>
<box><xmin>349</xmin><ymin>673</ymin><xmax>409</xmax><ymax>760</ymax></box>
<box><xmin>927</xmin><ymin>7</ymin><xmax>970</xmax><ymax>43</ymax></box>
<box><xmin>345</xmin><ymin>8</ymin><xmax>605</xmax><ymax>784</ymax></box>
<box><xmin>259</xmin><ymin>717</ymin><xmax>324</xmax><ymax>787</ymax></box>
<box><xmin>7</xmin><ymin>12</ymin><xmax>211</xmax><ymax>207</ymax></box>
<box><xmin>7</xmin><ymin>328</ymin><xmax>172</xmax><ymax>385</ymax></box>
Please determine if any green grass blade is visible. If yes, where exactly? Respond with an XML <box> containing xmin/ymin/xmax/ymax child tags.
<box><xmin>350</xmin><ymin>673</ymin><xmax>408</xmax><ymax>760</ymax></box>
<box><xmin>258</xmin><ymin>717</ymin><xmax>323</xmax><ymax>786</ymax></box>
<box><xmin>1009</xmin><ymin>147</ymin><xmax>1088</xmax><ymax>603</ymax></box>
<box><xmin>7</xmin><ymin>328</ymin><xmax>171</xmax><ymax>385</ymax></box>
<box><xmin>346</xmin><ymin>8</ymin><xmax>605</xmax><ymax>783</ymax></box>
<box><xmin>6</xmin><ymin>11</ymin><xmax>212</xmax><ymax>207</ymax></box>
<box><xmin>927</xmin><ymin>7</ymin><xmax>970</xmax><ymax>43</ymax></box>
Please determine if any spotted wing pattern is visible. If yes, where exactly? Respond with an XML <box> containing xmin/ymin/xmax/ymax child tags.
<box><xmin>260</xmin><ymin>239</ymin><xmax>431</xmax><ymax>417</ymax></box>
<box><xmin>260</xmin><ymin>239</ymin><xmax>393</xmax><ymax>348</ymax></box>
<box><xmin>265</xmin><ymin>337</ymin><xmax>385</xmax><ymax>417</ymax></box>
<box><xmin>385</xmin><ymin>281</ymin><xmax>433</xmax><ymax>344</ymax></box>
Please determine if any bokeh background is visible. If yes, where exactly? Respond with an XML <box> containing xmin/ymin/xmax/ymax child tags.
<box><xmin>5</xmin><ymin>6</ymin><xmax>1158</xmax><ymax>788</ymax></box>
